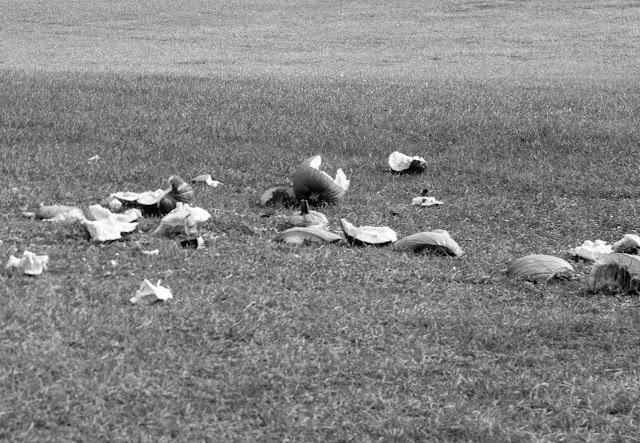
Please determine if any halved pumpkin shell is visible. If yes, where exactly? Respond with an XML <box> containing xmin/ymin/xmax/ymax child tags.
<box><xmin>507</xmin><ymin>254</ymin><xmax>575</xmax><ymax>282</ymax></box>
<box><xmin>292</xmin><ymin>156</ymin><xmax>347</xmax><ymax>204</ymax></box>
<box><xmin>588</xmin><ymin>253</ymin><xmax>640</xmax><ymax>294</ymax></box>
<box><xmin>340</xmin><ymin>218</ymin><xmax>397</xmax><ymax>246</ymax></box>
<box><xmin>274</xmin><ymin>227</ymin><xmax>342</xmax><ymax>245</ymax></box>
<box><xmin>393</xmin><ymin>230</ymin><xmax>464</xmax><ymax>257</ymax></box>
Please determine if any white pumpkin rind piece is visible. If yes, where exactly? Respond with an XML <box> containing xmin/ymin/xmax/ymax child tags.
<box><xmin>274</xmin><ymin>227</ymin><xmax>343</xmax><ymax>244</ymax></box>
<box><xmin>612</xmin><ymin>234</ymin><xmax>640</xmax><ymax>254</ymax></box>
<box><xmin>334</xmin><ymin>168</ymin><xmax>350</xmax><ymax>192</ymax></box>
<box><xmin>35</xmin><ymin>205</ymin><xmax>85</xmax><ymax>222</ymax></box>
<box><xmin>507</xmin><ymin>254</ymin><xmax>575</xmax><ymax>282</ymax></box>
<box><xmin>191</xmin><ymin>174</ymin><xmax>222</xmax><ymax>187</ymax></box>
<box><xmin>83</xmin><ymin>218</ymin><xmax>138</xmax><ymax>242</ymax></box>
<box><xmin>286</xmin><ymin>199</ymin><xmax>330</xmax><ymax>228</ymax></box>
<box><xmin>411</xmin><ymin>196</ymin><xmax>444</xmax><ymax>207</ymax></box>
<box><xmin>572</xmin><ymin>239</ymin><xmax>613</xmax><ymax>261</ymax></box>
<box><xmin>588</xmin><ymin>253</ymin><xmax>640</xmax><ymax>294</ymax></box>
<box><xmin>130</xmin><ymin>279</ymin><xmax>173</xmax><ymax>304</ymax></box>
<box><xmin>340</xmin><ymin>218</ymin><xmax>397</xmax><ymax>246</ymax></box>
<box><xmin>388</xmin><ymin>151</ymin><xmax>428</xmax><ymax>174</ymax></box>
<box><xmin>393</xmin><ymin>230</ymin><xmax>464</xmax><ymax>257</ymax></box>
<box><xmin>152</xmin><ymin>203</ymin><xmax>209</xmax><ymax>236</ymax></box>
<box><xmin>5</xmin><ymin>251</ymin><xmax>49</xmax><ymax>276</ymax></box>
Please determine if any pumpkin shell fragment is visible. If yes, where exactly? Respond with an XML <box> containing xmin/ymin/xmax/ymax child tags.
<box><xmin>588</xmin><ymin>253</ymin><xmax>640</xmax><ymax>294</ymax></box>
<box><xmin>35</xmin><ymin>205</ymin><xmax>85</xmax><ymax>222</ymax></box>
<box><xmin>393</xmin><ymin>230</ymin><xmax>464</xmax><ymax>257</ymax></box>
<box><xmin>167</xmin><ymin>175</ymin><xmax>194</xmax><ymax>203</ymax></box>
<box><xmin>286</xmin><ymin>199</ymin><xmax>329</xmax><ymax>228</ymax></box>
<box><xmin>340</xmin><ymin>218</ymin><xmax>397</xmax><ymax>246</ymax></box>
<box><xmin>507</xmin><ymin>254</ymin><xmax>575</xmax><ymax>282</ymax></box>
<box><xmin>259</xmin><ymin>184</ymin><xmax>298</xmax><ymax>207</ymax></box>
<box><xmin>388</xmin><ymin>151</ymin><xmax>427</xmax><ymax>174</ymax></box>
<box><xmin>292</xmin><ymin>156</ymin><xmax>347</xmax><ymax>204</ymax></box>
<box><xmin>274</xmin><ymin>227</ymin><xmax>342</xmax><ymax>245</ymax></box>
<box><xmin>612</xmin><ymin>234</ymin><xmax>640</xmax><ymax>254</ymax></box>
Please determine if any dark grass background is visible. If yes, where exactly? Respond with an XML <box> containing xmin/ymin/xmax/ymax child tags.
<box><xmin>2</xmin><ymin>0</ymin><xmax>640</xmax><ymax>441</ymax></box>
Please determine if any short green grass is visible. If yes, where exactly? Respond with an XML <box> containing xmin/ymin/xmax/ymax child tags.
<box><xmin>2</xmin><ymin>0</ymin><xmax>640</xmax><ymax>441</ymax></box>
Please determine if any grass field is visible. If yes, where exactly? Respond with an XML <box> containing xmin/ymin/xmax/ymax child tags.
<box><xmin>2</xmin><ymin>0</ymin><xmax>640</xmax><ymax>441</ymax></box>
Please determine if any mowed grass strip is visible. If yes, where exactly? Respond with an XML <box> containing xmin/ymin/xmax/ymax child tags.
<box><xmin>1</xmin><ymin>70</ymin><xmax>640</xmax><ymax>441</ymax></box>
<box><xmin>2</xmin><ymin>0</ymin><xmax>639</xmax><ymax>81</ymax></box>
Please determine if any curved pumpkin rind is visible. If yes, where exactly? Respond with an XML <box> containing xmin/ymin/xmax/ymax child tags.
<box><xmin>287</xmin><ymin>211</ymin><xmax>329</xmax><ymax>228</ymax></box>
<box><xmin>340</xmin><ymin>218</ymin><xmax>397</xmax><ymax>246</ymax></box>
<box><xmin>507</xmin><ymin>254</ymin><xmax>575</xmax><ymax>282</ymax></box>
<box><xmin>274</xmin><ymin>227</ymin><xmax>342</xmax><ymax>244</ymax></box>
<box><xmin>292</xmin><ymin>166</ymin><xmax>346</xmax><ymax>203</ymax></box>
<box><xmin>393</xmin><ymin>231</ymin><xmax>465</xmax><ymax>257</ymax></box>
<box><xmin>588</xmin><ymin>253</ymin><xmax>640</xmax><ymax>294</ymax></box>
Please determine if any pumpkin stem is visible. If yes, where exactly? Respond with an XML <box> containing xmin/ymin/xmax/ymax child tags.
<box><xmin>299</xmin><ymin>199</ymin><xmax>309</xmax><ymax>215</ymax></box>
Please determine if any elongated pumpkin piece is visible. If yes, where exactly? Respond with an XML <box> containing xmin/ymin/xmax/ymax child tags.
<box><xmin>393</xmin><ymin>230</ymin><xmax>464</xmax><ymax>257</ymax></box>
<box><xmin>274</xmin><ymin>227</ymin><xmax>342</xmax><ymax>245</ymax></box>
<box><xmin>340</xmin><ymin>218</ymin><xmax>397</xmax><ymax>246</ymax></box>
<box><xmin>507</xmin><ymin>254</ymin><xmax>575</xmax><ymax>282</ymax></box>
<box><xmin>588</xmin><ymin>253</ymin><xmax>640</xmax><ymax>294</ymax></box>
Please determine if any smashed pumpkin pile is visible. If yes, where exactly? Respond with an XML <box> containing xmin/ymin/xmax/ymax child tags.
<box><xmin>104</xmin><ymin>175</ymin><xmax>195</xmax><ymax>216</ymax></box>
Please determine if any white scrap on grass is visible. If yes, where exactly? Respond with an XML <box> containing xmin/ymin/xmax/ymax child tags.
<box><xmin>152</xmin><ymin>203</ymin><xmax>211</xmax><ymax>237</ymax></box>
<box><xmin>82</xmin><ymin>205</ymin><xmax>139</xmax><ymax>242</ymax></box>
<box><xmin>412</xmin><ymin>196</ymin><xmax>443</xmax><ymax>207</ymax></box>
<box><xmin>192</xmin><ymin>174</ymin><xmax>223</xmax><ymax>187</ymax></box>
<box><xmin>612</xmin><ymin>234</ymin><xmax>640</xmax><ymax>253</ymax></box>
<box><xmin>570</xmin><ymin>240</ymin><xmax>612</xmax><ymax>261</ymax></box>
<box><xmin>141</xmin><ymin>249</ymin><xmax>160</xmax><ymax>256</ymax></box>
<box><xmin>36</xmin><ymin>205</ymin><xmax>86</xmax><ymax>223</ymax></box>
<box><xmin>88</xmin><ymin>155</ymin><xmax>100</xmax><ymax>162</ymax></box>
<box><xmin>5</xmin><ymin>251</ymin><xmax>49</xmax><ymax>276</ymax></box>
<box><xmin>130</xmin><ymin>279</ymin><xmax>173</xmax><ymax>304</ymax></box>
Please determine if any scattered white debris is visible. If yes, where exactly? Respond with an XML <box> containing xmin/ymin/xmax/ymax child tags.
<box><xmin>5</xmin><ymin>251</ymin><xmax>49</xmax><ymax>276</ymax></box>
<box><xmin>152</xmin><ymin>203</ymin><xmax>211</xmax><ymax>237</ymax></box>
<box><xmin>82</xmin><ymin>205</ymin><xmax>139</xmax><ymax>242</ymax></box>
<box><xmin>88</xmin><ymin>155</ymin><xmax>100</xmax><ymax>162</ymax></box>
<box><xmin>130</xmin><ymin>279</ymin><xmax>173</xmax><ymax>304</ymax></box>
<box><xmin>412</xmin><ymin>196</ymin><xmax>443</xmax><ymax>207</ymax></box>
<box><xmin>570</xmin><ymin>240</ymin><xmax>612</xmax><ymax>261</ymax></box>
<box><xmin>612</xmin><ymin>234</ymin><xmax>640</xmax><ymax>253</ymax></box>
<box><xmin>35</xmin><ymin>205</ymin><xmax>85</xmax><ymax>222</ymax></box>
<box><xmin>141</xmin><ymin>249</ymin><xmax>160</xmax><ymax>256</ymax></box>
<box><xmin>192</xmin><ymin>174</ymin><xmax>222</xmax><ymax>187</ymax></box>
